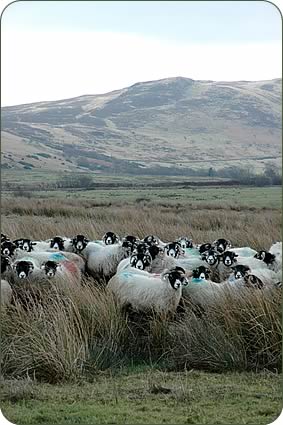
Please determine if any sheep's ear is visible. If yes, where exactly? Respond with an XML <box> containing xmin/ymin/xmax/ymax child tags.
<box><xmin>31</xmin><ymin>242</ymin><xmax>37</xmax><ymax>245</ymax></box>
<box><xmin>40</xmin><ymin>263</ymin><xmax>46</xmax><ymax>270</ymax></box>
<box><xmin>12</xmin><ymin>262</ymin><xmax>18</xmax><ymax>270</ymax></box>
<box><xmin>13</xmin><ymin>239</ymin><xmax>23</xmax><ymax>245</ymax></box>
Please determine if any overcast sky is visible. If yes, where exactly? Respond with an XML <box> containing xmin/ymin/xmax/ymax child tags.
<box><xmin>1</xmin><ymin>0</ymin><xmax>282</xmax><ymax>106</ymax></box>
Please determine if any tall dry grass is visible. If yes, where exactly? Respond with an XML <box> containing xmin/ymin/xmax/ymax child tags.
<box><xmin>1</xmin><ymin>196</ymin><xmax>281</xmax><ymax>382</ymax></box>
<box><xmin>1</xmin><ymin>197</ymin><xmax>281</xmax><ymax>250</ymax></box>
<box><xmin>1</xmin><ymin>280</ymin><xmax>281</xmax><ymax>382</ymax></box>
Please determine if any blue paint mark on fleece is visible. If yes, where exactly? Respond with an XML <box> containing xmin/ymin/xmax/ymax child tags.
<box><xmin>191</xmin><ymin>278</ymin><xmax>205</xmax><ymax>284</ymax></box>
<box><xmin>49</xmin><ymin>252</ymin><xmax>66</xmax><ymax>262</ymax></box>
<box><xmin>185</xmin><ymin>248</ymin><xmax>199</xmax><ymax>256</ymax></box>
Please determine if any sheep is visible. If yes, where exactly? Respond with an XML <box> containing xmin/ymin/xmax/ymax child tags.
<box><xmin>176</xmin><ymin>237</ymin><xmax>193</xmax><ymax>250</ymax></box>
<box><xmin>212</xmin><ymin>238</ymin><xmax>232</xmax><ymax>253</ymax></box>
<box><xmin>181</xmin><ymin>265</ymin><xmax>223</xmax><ymax>308</ymax></box>
<box><xmin>269</xmin><ymin>242</ymin><xmax>282</xmax><ymax>259</ymax></box>
<box><xmin>32</xmin><ymin>236</ymin><xmax>68</xmax><ymax>252</ymax></box>
<box><xmin>117</xmin><ymin>252</ymin><xmax>152</xmax><ymax>273</ymax></box>
<box><xmin>198</xmin><ymin>243</ymin><xmax>212</xmax><ymax>255</ymax></box>
<box><xmin>235</xmin><ymin>255</ymin><xmax>268</xmax><ymax>271</ymax></box>
<box><xmin>229</xmin><ymin>264</ymin><xmax>251</xmax><ymax>281</ymax></box>
<box><xmin>200</xmin><ymin>248</ymin><xmax>222</xmax><ymax>282</ymax></box>
<box><xmin>64</xmin><ymin>234</ymin><xmax>90</xmax><ymax>253</ymax></box>
<box><xmin>1</xmin><ymin>233</ymin><xmax>10</xmax><ymax>243</ymax></box>
<box><xmin>229</xmin><ymin>247</ymin><xmax>257</xmax><ymax>257</ymax></box>
<box><xmin>143</xmin><ymin>235</ymin><xmax>168</xmax><ymax>248</ymax></box>
<box><xmin>125</xmin><ymin>244</ymin><xmax>176</xmax><ymax>275</ymax></box>
<box><xmin>216</xmin><ymin>251</ymin><xmax>239</xmax><ymax>282</ymax></box>
<box><xmin>15</xmin><ymin>249</ymin><xmax>86</xmax><ymax>273</ymax></box>
<box><xmin>1</xmin><ymin>240</ymin><xmax>17</xmax><ymax>257</ymax></box>
<box><xmin>11</xmin><ymin>255</ymin><xmax>82</xmax><ymax>285</ymax></box>
<box><xmin>107</xmin><ymin>266</ymin><xmax>188</xmax><ymax>315</ymax></box>
<box><xmin>123</xmin><ymin>235</ymin><xmax>138</xmax><ymax>245</ymax></box>
<box><xmin>148</xmin><ymin>246</ymin><xmax>177</xmax><ymax>274</ymax></box>
<box><xmin>86</xmin><ymin>239</ymin><xmax>134</xmax><ymax>281</ymax></box>
<box><xmin>164</xmin><ymin>242</ymin><xmax>183</xmax><ymax>258</ymax></box>
<box><xmin>132</xmin><ymin>242</ymin><xmax>150</xmax><ymax>255</ymax></box>
<box><xmin>103</xmin><ymin>232</ymin><xmax>120</xmax><ymax>245</ymax></box>
<box><xmin>1</xmin><ymin>279</ymin><xmax>12</xmax><ymax>306</ymax></box>
<box><xmin>40</xmin><ymin>259</ymin><xmax>81</xmax><ymax>284</ymax></box>
<box><xmin>244</xmin><ymin>268</ymin><xmax>281</xmax><ymax>288</ymax></box>
<box><xmin>13</xmin><ymin>238</ymin><xmax>37</xmax><ymax>252</ymax></box>
<box><xmin>254</xmin><ymin>242</ymin><xmax>282</xmax><ymax>273</ymax></box>
<box><xmin>11</xmin><ymin>259</ymin><xmax>40</xmax><ymax>281</ymax></box>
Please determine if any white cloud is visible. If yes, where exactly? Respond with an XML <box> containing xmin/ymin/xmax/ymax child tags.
<box><xmin>1</xmin><ymin>30</ymin><xmax>281</xmax><ymax>106</ymax></box>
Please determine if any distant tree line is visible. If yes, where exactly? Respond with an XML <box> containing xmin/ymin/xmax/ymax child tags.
<box><xmin>207</xmin><ymin>164</ymin><xmax>282</xmax><ymax>186</ymax></box>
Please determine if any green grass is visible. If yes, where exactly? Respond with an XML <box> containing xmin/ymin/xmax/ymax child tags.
<box><xmin>1</xmin><ymin>370</ymin><xmax>281</xmax><ymax>424</ymax></box>
<box><xmin>3</xmin><ymin>185</ymin><xmax>282</xmax><ymax>209</ymax></box>
<box><xmin>1</xmin><ymin>170</ymin><xmax>228</xmax><ymax>186</ymax></box>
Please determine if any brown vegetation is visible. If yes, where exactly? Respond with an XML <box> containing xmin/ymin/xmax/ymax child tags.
<box><xmin>1</xmin><ymin>196</ymin><xmax>281</xmax><ymax>383</ymax></box>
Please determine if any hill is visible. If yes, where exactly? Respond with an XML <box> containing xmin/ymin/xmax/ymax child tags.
<box><xmin>1</xmin><ymin>77</ymin><xmax>282</xmax><ymax>174</ymax></box>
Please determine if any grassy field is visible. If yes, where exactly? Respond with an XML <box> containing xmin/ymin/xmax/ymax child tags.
<box><xmin>1</xmin><ymin>369</ymin><xmax>281</xmax><ymax>424</ymax></box>
<box><xmin>1</xmin><ymin>183</ymin><xmax>282</xmax><ymax>424</ymax></box>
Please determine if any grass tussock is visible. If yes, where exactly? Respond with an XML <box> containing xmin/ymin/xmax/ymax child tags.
<box><xmin>169</xmin><ymin>286</ymin><xmax>281</xmax><ymax>372</ymax></box>
<box><xmin>1</xmin><ymin>280</ymin><xmax>281</xmax><ymax>383</ymax></box>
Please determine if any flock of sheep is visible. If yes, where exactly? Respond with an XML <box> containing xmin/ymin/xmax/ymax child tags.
<box><xmin>1</xmin><ymin>231</ymin><xmax>282</xmax><ymax>316</ymax></box>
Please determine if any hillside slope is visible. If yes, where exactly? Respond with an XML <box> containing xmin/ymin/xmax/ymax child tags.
<box><xmin>1</xmin><ymin>77</ymin><xmax>281</xmax><ymax>173</ymax></box>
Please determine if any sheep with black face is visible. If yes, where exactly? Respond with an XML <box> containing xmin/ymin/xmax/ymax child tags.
<box><xmin>13</xmin><ymin>238</ymin><xmax>37</xmax><ymax>253</ymax></box>
<box><xmin>103</xmin><ymin>232</ymin><xmax>120</xmax><ymax>245</ymax></box>
<box><xmin>182</xmin><ymin>265</ymin><xmax>222</xmax><ymax>308</ymax></box>
<box><xmin>176</xmin><ymin>237</ymin><xmax>193</xmax><ymax>250</ymax></box>
<box><xmin>86</xmin><ymin>239</ymin><xmax>135</xmax><ymax>281</ymax></box>
<box><xmin>164</xmin><ymin>242</ymin><xmax>183</xmax><ymax>258</ymax></box>
<box><xmin>117</xmin><ymin>252</ymin><xmax>153</xmax><ymax>273</ymax></box>
<box><xmin>212</xmin><ymin>238</ymin><xmax>232</xmax><ymax>253</ymax></box>
<box><xmin>31</xmin><ymin>236</ymin><xmax>67</xmax><ymax>252</ymax></box>
<box><xmin>107</xmin><ymin>266</ymin><xmax>188</xmax><ymax>316</ymax></box>
<box><xmin>67</xmin><ymin>234</ymin><xmax>90</xmax><ymax>253</ymax></box>
<box><xmin>1</xmin><ymin>240</ymin><xmax>17</xmax><ymax>257</ymax></box>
